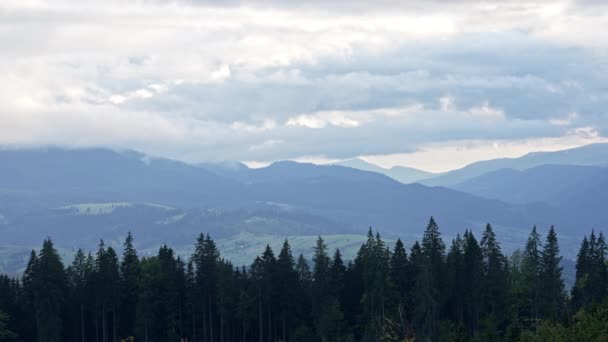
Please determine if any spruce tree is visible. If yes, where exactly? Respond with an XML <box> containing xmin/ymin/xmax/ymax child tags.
<box><xmin>414</xmin><ymin>218</ymin><xmax>445</xmax><ymax>342</ymax></box>
<box><xmin>276</xmin><ymin>240</ymin><xmax>298</xmax><ymax>342</ymax></box>
<box><xmin>445</xmin><ymin>235</ymin><xmax>465</xmax><ymax>327</ymax></box>
<box><xmin>390</xmin><ymin>238</ymin><xmax>410</xmax><ymax>337</ymax></box>
<box><xmin>539</xmin><ymin>226</ymin><xmax>565</xmax><ymax>321</ymax></box>
<box><xmin>312</xmin><ymin>236</ymin><xmax>342</xmax><ymax>341</ymax></box>
<box><xmin>33</xmin><ymin>239</ymin><xmax>67</xmax><ymax>342</ymax></box>
<box><xmin>462</xmin><ymin>230</ymin><xmax>482</xmax><ymax>335</ymax></box>
<box><xmin>480</xmin><ymin>224</ymin><xmax>509</xmax><ymax>329</ymax></box>
<box><xmin>119</xmin><ymin>232</ymin><xmax>140</xmax><ymax>339</ymax></box>
<box><xmin>66</xmin><ymin>249</ymin><xmax>88</xmax><ymax>342</ymax></box>
<box><xmin>521</xmin><ymin>226</ymin><xmax>542</xmax><ymax>328</ymax></box>
<box><xmin>571</xmin><ymin>235</ymin><xmax>590</xmax><ymax>311</ymax></box>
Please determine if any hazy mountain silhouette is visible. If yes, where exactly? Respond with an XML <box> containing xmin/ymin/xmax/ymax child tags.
<box><xmin>420</xmin><ymin>143</ymin><xmax>608</xmax><ymax>186</ymax></box>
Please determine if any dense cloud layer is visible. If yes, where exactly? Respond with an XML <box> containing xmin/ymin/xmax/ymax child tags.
<box><xmin>1</xmin><ymin>0</ymin><xmax>607</xmax><ymax>170</ymax></box>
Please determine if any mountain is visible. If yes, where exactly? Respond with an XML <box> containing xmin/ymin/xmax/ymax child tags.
<box><xmin>0</xmin><ymin>146</ymin><xmax>605</xmax><ymax>273</ymax></box>
<box><xmin>333</xmin><ymin>158</ymin><xmax>436</xmax><ymax>183</ymax></box>
<box><xmin>421</xmin><ymin>143</ymin><xmax>608</xmax><ymax>187</ymax></box>
<box><xmin>452</xmin><ymin>164</ymin><xmax>608</xmax><ymax>205</ymax></box>
<box><xmin>197</xmin><ymin>160</ymin><xmax>249</xmax><ymax>175</ymax></box>
<box><xmin>0</xmin><ymin>147</ymin><xmax>246</xmax><ymax>212</ymax></box>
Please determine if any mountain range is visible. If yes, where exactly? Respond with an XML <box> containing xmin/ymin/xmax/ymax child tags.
<box><xmin>331</xmin><ymin>159</ymin><xmax>436</xmax><ymax>184</ymax></box>
<box><xmin>1</xmin><ymin>144</ymin><xmax>608</xmax><ymax>273</ymax></box>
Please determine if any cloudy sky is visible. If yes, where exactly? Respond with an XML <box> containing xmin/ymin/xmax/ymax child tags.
<box><xmin>1</xmin><ymin>0</ymin><xmax>607</xmax><ymax>172</ymax></box>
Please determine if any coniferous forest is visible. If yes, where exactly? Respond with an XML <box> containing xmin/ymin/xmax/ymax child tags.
<box><xmin>1</xmin><ymin>218</ymin><xmax>608</xmax><ymax>342</ymax></box>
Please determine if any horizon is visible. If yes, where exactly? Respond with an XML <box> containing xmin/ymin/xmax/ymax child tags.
<box><xmin>2</xmin><ymin>1</ymin><xmax>608</xmax><ymax>173</ymax></box>
<box><xmin>2</xmin><ymin>141</ymin><xmax>607</xmax><ymax>174</ymax></box>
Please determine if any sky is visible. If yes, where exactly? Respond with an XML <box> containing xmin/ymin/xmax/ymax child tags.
<box><xmin>1</xmin><ymin>0</ymin><xmax>607</xmax><ymax>172</ymax></box>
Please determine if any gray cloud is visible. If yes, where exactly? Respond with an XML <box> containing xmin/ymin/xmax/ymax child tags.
<box><xmin>0</xmin><ymin>0</ymin><xmax>607</xmax><ymax>165</ymax></box>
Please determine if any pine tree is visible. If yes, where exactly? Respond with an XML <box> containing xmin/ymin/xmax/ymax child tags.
<box><xmin>389</xmin><ymin>238</ymin><xmax>410</xmax><ymax>338</ymax></box>
<box><xmin>312</xmin><ymin>236</ymin><xmax>343</xmax><ymax>341</ymax></box>
<box><xmin>539</xmin><ymin>226</ymin><xmax>565</xmax><ymax>321</ymax></box>
<box><xmin>276</xmin><ymin>240</ymin><xmax>297</xmax><ymax>320</ymax></box>
<box><xmin>21</xmin><ymin>250</ymin><xmax>38</xmax><ymax>342</ymax></box>
<box><xmin>330</xmin><ymin>249</ymin><xmax>346</xmax><ymax>298</ymax></box>
<box><xmin>249</xmin><ymin>256</ymin><xmax>265</xmax><ymax>342</ymax></box>
<box><xmin>119</xmin><ymin>232</ymin><xmax>140</xmax><ymax>339</ymax></box>
<box><xmin>589</xmin><ymin>231</ymin><xmax>608</xmax><ymax>306</ymax></box>
<box><xmin>521</xmin><ymin>226</ymin><xmax>542</xmax><ymax>329</ymax></box>
<box><xmin>260</xmin><ymin>245</ymin><xmax>276</xmax><ymax>342</ymax></box>
<box><xmin>192</xmin><ymin>233</ymin><xmax>220</xmax><ymax>342</ymax></box>
<box><xmin>462</xmin><ymin>230</ymin><xmax>483</xmax><ymax>335</ymax></box>
<box><xmin>571</xmin><ymin>235</ymin><xmax>590</xmax><ymax>311</ymax></box>
<box><xmin>93</xmin><ymin>241</ymin><xmax>120</xmax><ymax>342</ymax></box>
<box><xmin>33</xmin><ymin>239</ymin><xmax>68</xmax><ymax>342</ymax></box>
<box><xmin>445</xmin><ymin>235</ymin><xmax>465</xmax><ymax>327</ymax></box>
<box><xmin>414</xmin><ymin>217</ymin><xmax>445</xmax><ymax>342</ymax></box>
<box><xmin>480</xmin><ymin>224</ymin><xmax>509</xmax><ymax>329</ymax></box>
<box><xmin>66</xmin><ymin>249</ymin><xmax>88</xmax><ymax>342</ymax></box>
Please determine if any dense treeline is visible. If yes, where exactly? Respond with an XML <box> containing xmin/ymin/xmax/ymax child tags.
<box><xmin>1</xmin><ymin>217</ymin><xmax>608</xmax><ymax>342</ymax></box>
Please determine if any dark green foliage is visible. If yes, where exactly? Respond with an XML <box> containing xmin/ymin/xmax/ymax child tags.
<box><xmin>0</xmin><ymin>310</ymin><xmax>17</xmax><ymax>341</ymax></box>
<box><xmin>480</xmin><ymin>224</ymin><xmax>509</xmax><ymax>330</ymax></box>
<box><xmin>119</xmin><ymin>232</ymin><xmax>140</xmax><ymax>339</ymax></box>
<box><xmin>32</xmin><ymin>239</ymin><xmax>68</xmax><ymax>342</ymax></box>
<box><xmin>414</xmin><ymin>217</ymin><xmax>445</xmax><ymax>341</ymax></box>
<box><xmin>2</xmin><ymin>220</ymin><xmax>608</xmax><ymax>342</ymax></box>
<box><xmin>539</xmin><ymin>226</ymin><xmax>565</xmax><ymax>320</ymax></box>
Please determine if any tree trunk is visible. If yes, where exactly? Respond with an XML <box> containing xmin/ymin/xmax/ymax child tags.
<box><xmin>220</xmin><ymin>316</ymin><xmax>224</xmax><ymax>342</ymax></box>
<box><xmin>81</xmin><ymin>305</ymin><xmax>86</xmax><ymax>342</ymax></box>
<box><xmin>102</xmin><ymin>305</ymin><xmax>107</xmax><ymax>342</ymax></box>
<box><xmin>113</xmin><ymin>310</ymin><xmax>116</xmax><ymax>342</ymax></box>
<box><xmin>192</xmin><ymin>303</ymin><xmax>196</xmax><ymax>342</ymax></box>
<box><xmin>243</xmin><ymin>321</ymin><xmax>246</xmax><ymax>342</ymax></box>
<box><xmin>258</xmin><ymin>299</ymin><xmax>263</xmax><ymax>342</ymax></box>
<box><xmin>282</xmin><ymin>311</ymin><xmax>286</xmax><ymax>342</ymax></box>
<box><xmin>203</xmin><ymin>301</ymin><xmax>207</xmax><ymax>342</ymax></box>
<box><xmin>267</xmin><ymin>308</ymin><xmax>271</xmax><ymax>342</ymax></box>
<box><xmin>208</xmin><ymin>296</ymin><xmax>214</xmax><ymax>342</ymax></box>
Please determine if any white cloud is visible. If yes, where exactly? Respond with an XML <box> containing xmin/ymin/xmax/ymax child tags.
<box><xmin>0</xmin><ymin>0</ymin><xmax>607</xmax><ymax>170</ymax></box>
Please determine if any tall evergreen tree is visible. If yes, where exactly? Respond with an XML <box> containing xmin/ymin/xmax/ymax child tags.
<box><xmin>521</xmin><ymin>226</ymin><xmax>542</xmax><ymax>328</ymax></box>
<box><xmin>445</xmin><ymin>234</ymin><xmax>465</xmax><ymax>328</ymax></box>
<box><xmin>480</xmin><ymin>224</ymin><xmax>509</xmax><ymax>330</ymax></box>
<box><xmin>389</xmin><ymin>238</ymin><xmax>410</xmax><ymax>338</ymax></box>
<box><xmin>119</xmin><ymin>232</ymin><xmax>140</xmax><ymax>340</ymax></box>
<box><xmin>462</xmin><ymin>230</ymin><xmax>483</xmax><ymax>336</ymax></box>
<box><xmin>66</xmin><ymin>249</ymin><xmax>89</xmax><ymax>342</ymax></box>
<box><xmin>571</xmin><ymin>235</ymin><xmax>590</xmax><ymax>311</ymax></box>
<box><xmin>539</xmin><ymin>226</ymin><xmax>565</xmax><ymax>321</ymax></box>
<box><xmin>312</xmin><ymin>236</ymin><xmax>343</xmax><ymax>342</ymax></box>
<box><xmin>276</xmin><ymin>240</ymin><xmax>298</xmax><ymax>340</ymax></box>
<box><xmin>413</xmin><ymin>217</ymin><xmax>445</xmax><ymax>342</ymax></box>
<box><xmin>192</xmin><ymin>233</ymin><xmax>220</xmax><ymax>342</ymax></box>
<box><xmin>589</xmin><ymin>232</ymin><xmax>608</xmax><ymax>305</ymax></box>
<box><xmin>21</xmin><ymin>250</ymin><xmax>38</xmax><ymax>342</ymax></box>
<box><xmin>33</xmin><ymin>239</ymin><xmax>68</xmax><ymax>342</ymax></box>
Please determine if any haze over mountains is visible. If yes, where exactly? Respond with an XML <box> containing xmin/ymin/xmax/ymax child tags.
<box><xmin>332</xmin><ymin>159</ymin><xmax>437</xmax><ymax>184</ymax></box>
<box><xmin>1</xmin><ymin>143</ymin><xmax>608</xmax><ymax>273</ymax></box>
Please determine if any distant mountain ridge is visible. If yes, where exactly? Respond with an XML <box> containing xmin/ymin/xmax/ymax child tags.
<box><xmin>451</xmin><ymin>164</ymin><xmax>608</xmax><ymax>205</ymax></box>
<box><xmin>332</xmin><ymin>158</ymin><xmax>436</xmax><ymax>183</ymax></box>
<box><xmin>420</xmin><ymin>143</ymin><xmax>608</xmax><ymax>186</ymax></box>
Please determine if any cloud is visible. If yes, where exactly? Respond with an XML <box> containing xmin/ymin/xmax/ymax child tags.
<box><xmin>0</xmin><ymin>0</ymin><xmax>607</xmax><ymax>169</ymax></box>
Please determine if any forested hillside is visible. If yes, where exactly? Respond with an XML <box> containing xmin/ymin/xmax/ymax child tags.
<box><xmin>1</xmin><ymin>218</ymin><xmax>607</xmax><ymax>342</ymax></box>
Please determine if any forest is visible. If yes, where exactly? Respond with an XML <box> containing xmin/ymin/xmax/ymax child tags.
<box><xmin>1</xmin><ymin>217</ymin><xmax>608</xmax><ymax>342</ymax></box>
